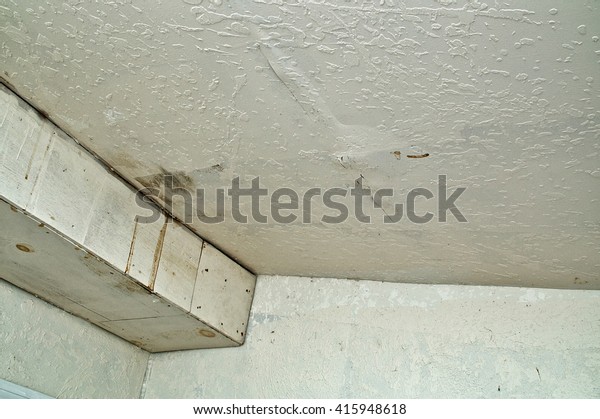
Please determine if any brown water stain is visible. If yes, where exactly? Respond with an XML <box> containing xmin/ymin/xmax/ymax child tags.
<box><xmin>136</xmin><ymin>168</ymin><xmax>196</xmax><ymax>209</ymax></box>
<box><xmin>125</xmin><ymin>217</ymin><xmax>140</xmax><ymax>275</ymax></box>
<box><xmin>197</xmin><ymin>329</ymin><xmax>216</xmax><ymax>338</ymax></box>
<box><xmin>16</xmin><ymin>243</ymin><xmax>33</xmax><ymax>253</ymax></box>
<box><xmin>148</xmin><ymin>219</ymin><xmax>168</xmax><ymax>291</ymax></box>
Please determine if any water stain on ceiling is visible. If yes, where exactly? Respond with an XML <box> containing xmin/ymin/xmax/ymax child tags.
<box><xmin>1</xmin><ymin>0</ymin><xmax>599</xmax><ymax>288</ymax></box>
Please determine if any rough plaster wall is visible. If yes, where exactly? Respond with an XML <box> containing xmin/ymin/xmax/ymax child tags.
<box><xmin>1</xmin><ymin>1</ymin><xmax>599</xmax><ymax>287</ymax></box>
<box><xmin>0</xmin><ymin>280</ymin><xmax>149</xmax><ymax>398</ymax></box>
<box><xmin>143</xmin><ymin>275</ymin><xmax>600</xmax><ymax>398</ymax></box>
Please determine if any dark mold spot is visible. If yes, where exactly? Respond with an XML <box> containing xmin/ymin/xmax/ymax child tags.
<box><xmin>136</xmin><ymin>168</ymin><xmax>194</xmax><ymax>190</ymax></box>
<box><xmin>35</xmin><ymin>107</ymin><xmax>50</xmax><ymax>121</ymax></box>
<box><xmin>135</xmin><ymin>168</ymin><xmax>195</xmax><ymax>207</ymax></box>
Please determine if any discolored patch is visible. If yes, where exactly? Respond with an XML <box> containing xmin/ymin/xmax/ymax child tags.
<box><xmin>16</xmin><ymin>243</ymin><xmax>33</xmax><ymax>253</ymax></box>
<box><xmin>135</xmin><ymin>167</ymin><xmax>196</xmax><ymax>209</ymax></box>
<box><xmin>198</xmin><ymin>329</ymin><xmax>216</xmax><ymax>338</ymax></box>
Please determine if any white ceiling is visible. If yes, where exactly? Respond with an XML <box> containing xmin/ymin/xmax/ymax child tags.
<box><xmin>1</xmin><ymin>0</ymin><xmax>599</xmax><ymax>289</ymax></box>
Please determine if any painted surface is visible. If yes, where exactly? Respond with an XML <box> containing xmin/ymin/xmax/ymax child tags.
<box><xmin>0</xmin><ymin>280</ymin><xmax>148</xmax><ymax>398</ymax></box>
<box><xmin>144</xmin><ymin>275</ymin><xmax>600</xmax><ymax>398</ymax></box>
<box><xmin>1</xmin><ymin>1</ymin><xmax>599</xmax><ymax>288</ymax></box>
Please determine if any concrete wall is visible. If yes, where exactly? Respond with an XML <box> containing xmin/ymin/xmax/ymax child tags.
<box><xmin>2</xmin><ymin>274</ymin><xmax>598</xmax><ymax>398</ymax></box>
<box><xmin>143</xmin><ymin>275</ymin><xmax>600</xmax><ymax>398</ymax></box>
<box><xmin>0</xmin><ymin>280</ymin><xmax>149</xmax><ymax>398</ymax></box>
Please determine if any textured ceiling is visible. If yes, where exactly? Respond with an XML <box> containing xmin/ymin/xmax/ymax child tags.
<box><xmin>1</xmin><ymin>0</ymin><xmax>599</xmax><ymax>288</ymax></box>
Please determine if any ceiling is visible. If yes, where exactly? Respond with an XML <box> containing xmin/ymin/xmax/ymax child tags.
<box><xmin>1</xmin><ymin>0</ymin><xmax>599</xmax><ymax>289</ymax></box>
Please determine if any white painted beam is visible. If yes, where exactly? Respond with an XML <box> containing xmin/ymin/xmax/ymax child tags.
<box><xmin>0</xmin><ymin>84</ymin><xmax>256</xmax><ymax>352</ymax></box>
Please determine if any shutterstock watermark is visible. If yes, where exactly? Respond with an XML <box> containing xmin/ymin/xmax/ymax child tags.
<box><xmin>135</xmin><ymin>174</ymin><xmax>467</xmax><ymax>225</ymax></box>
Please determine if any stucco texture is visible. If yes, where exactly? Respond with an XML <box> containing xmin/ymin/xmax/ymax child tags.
<box><xmin>0</xmin><ymin>280</ymin><xmax>149</xmax><ymax>398</ymax></box>
<box><xmin>144</xmin><ymin>275</ymin><xmax>600</xmax><ymax>398</ymax></box>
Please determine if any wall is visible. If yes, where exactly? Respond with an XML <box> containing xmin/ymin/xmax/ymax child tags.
<box><xmin>0</xmin><ymin>280</ymin><xmax>149</xmax><ymax>398</ymax></box>
<box><xmin>143</xmin><ymin>275</ymin><xmax>600</xmax><ymax>398</ymax></box>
